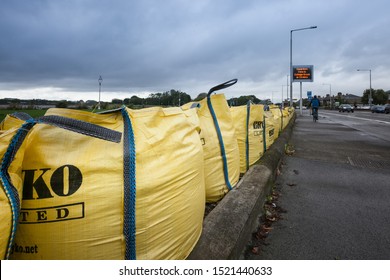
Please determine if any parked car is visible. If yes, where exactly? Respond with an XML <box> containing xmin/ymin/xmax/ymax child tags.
<box><xmin>384</xmin><ymin>104</ymin><xmax>390</xmax><ymax>114</ymax></box>
<box><xmin>371</xmin><ymin>105</ymin><xmax>386</xmax><ymax>113</ymax></box>
<box><xmin>338</xmin><ymin>104</ymin><xmax>354</xmax><ymax>113</ymax></box>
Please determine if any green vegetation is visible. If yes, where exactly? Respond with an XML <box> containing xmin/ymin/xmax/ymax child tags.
<box><xmin>227</xmin><ymin>95</ymin><xmax>263</xmax><ymax>106</ymax></box>
<box><xmin>0</xmin><ymin>89</ymin><xmax>276</xmax><ymax>123</ymax></box>
<box><xmin>0</xmin><ymin>109</ymin><xmax>47</xmax><ymax>122</ymax></box>
<box><xmin>124</xmin><ymin>89</ymin><xmax>192</xmax><ymax>107</ymax></box>
<box><xmin>361</xmin><ymin>89</ymin><xmax>389</xmax><ymax>105</ymax></box>
<box><xmin>0</xmin><ymin>108</ymin><xmax>110</xmax><ymax>122</ymax></box>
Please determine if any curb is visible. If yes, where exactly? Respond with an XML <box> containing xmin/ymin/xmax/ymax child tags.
<box><xmin>188</xmin><ymin>113</ymin><xmax>296</xmax><ymax>260</ymax></box>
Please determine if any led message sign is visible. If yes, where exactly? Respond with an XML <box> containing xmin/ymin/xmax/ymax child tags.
<box><xmin>292</xmin><ymin>65</ymin><xmax>314</xmax><ymax>82</ymax></box>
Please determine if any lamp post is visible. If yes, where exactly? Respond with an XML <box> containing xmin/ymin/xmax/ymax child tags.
<box><xmin>290</xmin><ymin>26</ymin><xmax>317</xmax><ymax>108</ymax></box>
<box><xmin>286</xmin><ymin>75</ymin><xmax>289</xmax><ymax>106</ymax></box>
<box><xmin>98</xmin><ymin>75</ymin><xmax>103</xmax><ymax>110</ymax></box>
<box><xmin>322</xmin><ymin>83</ymin><xmax>332</xmax><ymax>109</ymax></box>
<box><xmin>357</xmin><ymin>69</ymin><xmax>372</xmax><ymax>108</ymax></box>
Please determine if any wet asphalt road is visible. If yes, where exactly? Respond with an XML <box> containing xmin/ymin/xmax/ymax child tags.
<box><xmin>245</xmin><ymin>110</ymin><xmax>390</xmax><ymax>260</ymax></box>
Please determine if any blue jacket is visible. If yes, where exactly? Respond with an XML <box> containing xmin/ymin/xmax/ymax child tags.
<box><xmin>310</xmin><ymin>98</ymin><xmax>320</xmax><ymax>108</ymax></box>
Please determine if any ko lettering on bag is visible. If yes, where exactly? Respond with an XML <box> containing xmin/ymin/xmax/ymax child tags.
<box><xmin>253</xmin><ymin>121</ymin><xmax>263</xmax><ymax>136</ymax></box>
<box><xmin>20</xmin><ymin>165</ymin><xmax>85</xmax><ymax>224</ymax></box>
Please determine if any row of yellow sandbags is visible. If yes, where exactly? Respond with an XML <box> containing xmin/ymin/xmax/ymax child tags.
<box><xmin>0</xmin><ymin>80</ymin><xmax>238</xmax><ymax>260</ymax></box>
<box><xmin>0</xmin><ymin>79</ymin><xmax>294</xmax><ymax>260</ymax></box>
<box><xmin>181</xmin><ymin>85</ymin><xmax>295</xmax><ymax>202</ymax></box>
<box><xmin>230</xmin><ymin>103</ymin><xmax>294</xmax><ymax>175</ymax></box>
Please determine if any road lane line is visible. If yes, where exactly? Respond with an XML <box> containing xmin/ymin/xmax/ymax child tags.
<box><xmin>321</xmin><ymin>112</ymin><xmax>390</xmax><ymax>125</ymax></box>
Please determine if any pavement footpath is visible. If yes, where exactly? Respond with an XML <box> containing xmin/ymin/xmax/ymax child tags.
<box><xmin>245</xmin><ymin>113</ymin><xmax>390</xmax><ymax>260</ymax></box>
<box><xmin>188</xmin><ymin>112</ymin><xmax>296</xmax><ymax>260</ymax></box>
<box><xmin>189</xmin><ymin>112</ymin><xmax>390</xmax><ymax>260</ymax></box>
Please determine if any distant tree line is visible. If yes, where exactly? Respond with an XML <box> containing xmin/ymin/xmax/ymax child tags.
<box><xmin>124</xmin><ymin>91</ymin><xmax>271</xmax><ymax>108</ymax></box>
<box><xmin>124</xmin><ymin>89</ymin><xmax>191</xmax><ymax>107</ymax></box>
<box><xmin>0</xmin><ymin>98</ymin><xmax>58</xmax><ymax>106</ymax></box>
<box><xmin>0</xmin><ymin>91</ymin><xmax>285</xmax><ymax>111</ymax></box>
<box><xmin>226</xmin><ymin>95</ymin><xmax>264</xmax><ymax>106</ymax></box>
<box><xmin>361</xmin><ymin>89</ymin><xmax>389</xmax><ymax>105</ymax></box>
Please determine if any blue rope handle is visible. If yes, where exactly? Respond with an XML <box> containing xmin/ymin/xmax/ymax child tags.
<box><xmin>0</xmin><ymin>121</ymin><xmax>34</xmax><ymax>259</ymax></box>
<box><xmin>280</xmin><ymin>107</ymin><xmax>283</xmax><ymax>132</ymax></box>
<box><xmin>207</xmin><ymin>79</ymin><xmax>238</xmax><ymax>96</ymax></box>
<box><xmin>206</xmin><ymin>79</ymin><xmax>238</xmax><ymax>191</ymax></box>
<box><xmin>121</xmin><ymin>108</ymin><xmax>136</xmax><ymax>260</ymax></box>
<box><xmin>262</xmin><ymin>114</ymin><xmax>267</xmax><ymax>152</ymax></box>
<box><xmin>246</xmin><ymin>101</ymin><xmax>251</xmax><ymax>171</ymax></box>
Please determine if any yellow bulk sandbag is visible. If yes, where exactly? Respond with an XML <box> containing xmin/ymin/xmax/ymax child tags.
<box><xmin>287</xmin><ymin>107</ymin><xmax>295</xmax><ymax>121</ymax></box>
<box><xmin>0</xmin><ymin>115</ymin><xmax>20</xmax><ymax>131</ymax></box>
<box><xmin>184</xmin><ymin>80</ymin><xmax>240</xmax><ymax>203</ymax></box>
<box><xmin>282</xmin><ymin>108</ymin><xmax>290</xmax><ymax>130</ymax></box>
<box><xmin>1</xmin><ymin>114</ymin><xmax>120</xmax><ymax>260</ymax></box>
<box><xmin>264</xmin><ymin>111</ymin><xmax>275</xmax><ymax>150</ymax></box>
<box><xmin>0</xmin><ymin>117</ymin><xmax>26</xmax><ymax>259</ymax></box>
<box><xmin>230</xmin><ymin>102</ymin><xmax>264</xmax><ymax>174</ymax></box>
<box><xmin>11</xmin><ymin>106</ymin><xmax>204</xmax><ymax>260</ymax></box>
<box><xmin>270</xmin><ymin>106</ymin><xmax>282</xmax><ymax>139</ymax></box>
<box><xmin>0</xmin><ymin>112</ymin><xmax>32</xmax><ymax>130</ymax></box>
<box><xmin>285</xmin><ymin>107</ymin><xmax>294</xmax><ymax>127</ymax></box>
<box><xmin>127</xmin><ymin>106</ymin><xmax>204</xmax><ymax>259</ymax></box>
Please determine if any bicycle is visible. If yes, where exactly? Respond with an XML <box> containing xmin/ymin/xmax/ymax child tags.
<box><xmin>312</xmin><ymin>107</ymin><xmax>318</xmax><ymax>122</ymax></box>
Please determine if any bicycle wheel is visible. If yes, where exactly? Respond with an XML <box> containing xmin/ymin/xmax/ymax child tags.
<box><xmin>313</xmin><ymin>109</ymin><xmax>318</xmax><ymax>122</ymax></box>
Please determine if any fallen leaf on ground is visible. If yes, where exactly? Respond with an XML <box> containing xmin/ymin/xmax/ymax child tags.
<box><xmin>261</xmin><ymin>225</ymin><xmax>273</xmax><ymax>231</ymax></box>
<box><xmin>285</xmin><ymin>144</ymin><xmax>295</xmax><ymax>155</ymax></box>
<box><xmin>252</xmin><ymin>246</ymin><xmax>260</xmax><ymax>254</ymax></box>
<box><xmin>256</xmin><ymin>230</ymin><xmax>269</xmax><ymax>240</ymax></box>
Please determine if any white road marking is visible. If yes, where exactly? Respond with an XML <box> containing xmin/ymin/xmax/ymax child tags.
<box><xmin>321</xmin><ymin>111</ymin><xmax>390</xmax><ymax>125</ymax></box>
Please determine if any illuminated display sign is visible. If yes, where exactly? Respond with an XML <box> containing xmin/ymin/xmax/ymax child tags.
<box><xmin>292</xmin><ymin>65</ymin><xmax>314</xmax><ymax>82</ymax></box>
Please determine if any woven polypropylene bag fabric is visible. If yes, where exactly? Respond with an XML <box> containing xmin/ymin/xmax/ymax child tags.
<box><xmin>264</xmin><ymin>111</ymin><xmax>275</xmax><ymax>150</ymax></box>
<box><xmin>282</xmin><ymin>107</ymin><xmax>294</xmax><ymax>129</ymax></box>
<box><xmin>1</xmin><ymin>116</ymin><xmax>23</xmax><ymax>131</ymax></box>
<box><xmin>0</xmin><ymin>118</ymin><xmax>26</xmax><ymax>259</ymax></box>
<box><xmin>11</xmin><ymin>107</ymin><xmax>204</xmax><ymax>260</ymax></box>
<box><xmin>270</xmin><ymin>106</ymin><xmax>282</xmax><ymax>140</ymax></box>
<box><xmin>230</xmin><ymin>104</ymin><xmax>264</xmax><ymax>174</ymax></box>
<box><xmin>127</xmin><ymin>107</ymin><xmax>204</xmax><ymax>260</ymax></box>
<box><xmin>194</xmin><ymin>94</ymin><xmax>240</xmax><ymax>203</ymax></box>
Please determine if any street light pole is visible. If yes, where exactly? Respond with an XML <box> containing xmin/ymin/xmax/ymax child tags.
<box><xmin>290</xmin><ymin>26</ymin><xmax>317</xmax><ymax>108</ymax></box>
<box><xmin>286</xmin><ymin>75</ymin><xmax>289</xmax><ymax>106</ymax></box>
<box><xmin>357</xmin><ymin>69</ymin><xmax>372</xmax><ymax>108</ymax></box>
<box><xmin>98</xmin><ymin>75</ymin><xmax>103</xmax><ymax>110</ymax></box>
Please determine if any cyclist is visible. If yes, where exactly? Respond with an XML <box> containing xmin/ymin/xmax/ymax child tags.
<box><xmin>309</xmin><ymin>95</ymin><xmax>320</xmax><ymax>121</ymax></box>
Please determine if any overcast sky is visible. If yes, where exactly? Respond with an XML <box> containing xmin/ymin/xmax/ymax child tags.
<box><xmin>1</xmin><ymin>0</ymin><xmax>389</xmax><ymax>102</ymax></box>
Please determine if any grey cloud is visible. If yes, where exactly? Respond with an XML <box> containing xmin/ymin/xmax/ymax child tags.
<box><xmin>1</xmin><ymin>0</ymin><xmax>389</xmax><ymax>100</ymax></box>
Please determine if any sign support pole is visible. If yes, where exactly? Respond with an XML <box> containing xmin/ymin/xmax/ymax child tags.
<box><xmin>300</xmin><ymin>82</ymin><xmax>303</xmax><ymax>115</ymax></box>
